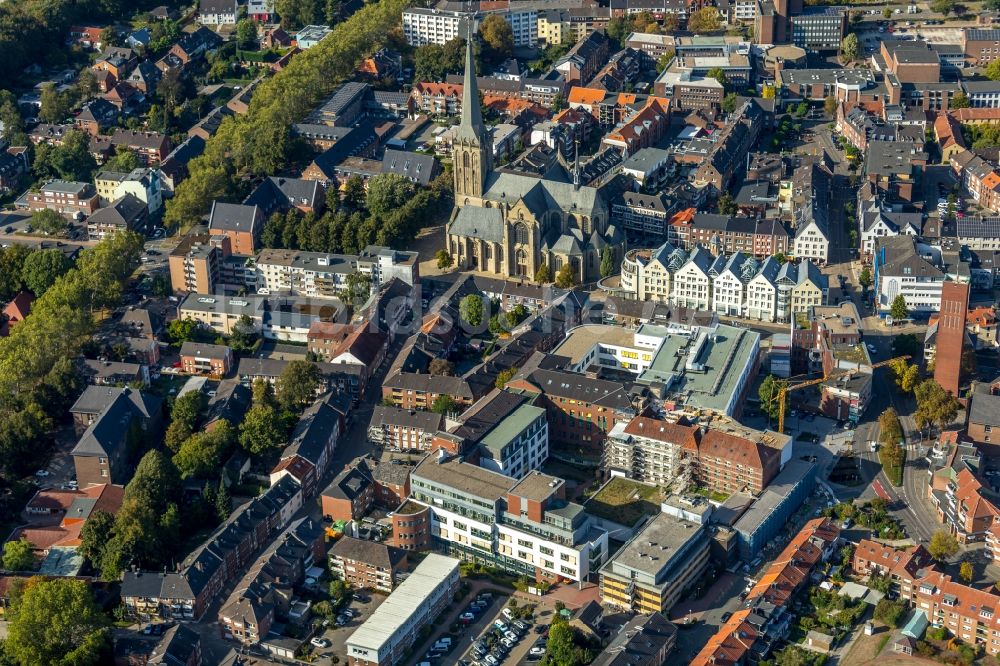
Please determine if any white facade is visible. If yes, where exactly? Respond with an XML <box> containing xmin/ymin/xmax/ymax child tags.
<box><xmin>712</xmin><ymin>270</ymin><xmax>746</xmax><ymax>316</ymax></box>
<box><xmin>496</xmin><ymin>522</ymin><xmax>602</xmax><ymax>582</ymax></box>
<box><xmin>198</xmin><ymin>1</ymin><xmax>237</xmax><ymax>25</ymax></box>
<box><xmin>672</xmin><ymin>259</ymin><xmax>712</xmax><ymax>309</ymax></box>
<box><xmin>793</xmin><ymin>220</ymin><xmax>830</xmax><ymax>263</ymax></box>
<box><xmin>734</xmin><ymin>0</ymin><xmax>758</xmax><ymax>20</ymax></box>
<box><xmin>877</xmin><ymin>274</ymin><xmax>944</xmax><ymax>313</ymax></box>
<box><xmin>478</xmin><ymin>406</ymin><xmax>549</xmax><ymax>480</ymax></box>
<box><xmin>402</xmin><ymin>7</ymin><xmax>536</xmax><ymax>47</ymax></box>
<box><xmin>114</xmin><ymin>168</ymin><xmax>163</xmax><ymax>216</ymax></box>
<box><xmin>745</xmin><ymin>272</ymin><xmax>777</xmax><ymax>322</ymax></box>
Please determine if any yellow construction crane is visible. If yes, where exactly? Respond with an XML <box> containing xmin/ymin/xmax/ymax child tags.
<box><xmin>774</xmin><ymin>355</ymin><xmax>911</xmax><ymax>434</ymax></box>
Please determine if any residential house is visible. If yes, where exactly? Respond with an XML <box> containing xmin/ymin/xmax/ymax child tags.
<box><xmin>0</xmin><ymin>292</ymin><xmax>34</xmax><ymax>336</ymax></box>
<box><xmin>208</xmin><ymin>202</ymin><xmax>264</xmax><ymax>255</ymax></box>
<box><xmin>179</xmin><ymin>341</ymin><xmax>234</xmax><ymax>376</ymax></box>
<box><xmin>328</xmin><ymin>537</ymin><xmax>408</xmax><ymax>593</ymax></box>
<box><xmin>86</xmin><ymin>194</ymin><xmax>148</xmax><ymax>241</ymax></box>
<box><xmin>199</xmin><ymin>0</ymin><xmax>238</xmax><ymax>25</ymax></box>
<box><xmin>109</xmin><ymin>130</ymin><xmax>171</xmax><ymax>165</ymax></box>
<box><xmin>71</xmin><ymin>388</ymin><xmax>164</xmax><ymax>487</ymax></box>
<box><xmin>25</xmin><ymin>180</ymin><xmax>99</xmax><ymax>216</ymax></box>
<box><xmin>269</xmin><ymin>393</ymin><xmax>344</xmax><ymax>497</ymax></box>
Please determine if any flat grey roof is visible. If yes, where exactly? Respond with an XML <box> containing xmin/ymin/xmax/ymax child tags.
<box><xmin>412</xmin><ymin>454</ymin><xmax>515</xmax><ymax>502</ymax></box>
<box><xmin>605</xmin><ymin>511</ymin><xmax>704</xmax><ymax>577</ymax></box>
<box><xmin>733</xmin><ymin>459</ymin><xmax>815</xmax><ymax>536</ymax></box>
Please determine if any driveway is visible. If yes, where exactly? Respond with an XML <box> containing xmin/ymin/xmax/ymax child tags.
<box><xmin>311</xmin><ymin>594</ymin><xmax>386</xmax><ymax>663</ymax></box>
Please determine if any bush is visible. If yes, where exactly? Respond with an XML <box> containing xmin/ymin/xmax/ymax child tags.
<box><xmin>927</xmin><ymin>626</ymin><xmax>950</xmax><ymax>641</ymax></box>
<box><xmin>873</xmin><ymin>599</ymin><xmax>905</xmax><ymax>627</ymax></box>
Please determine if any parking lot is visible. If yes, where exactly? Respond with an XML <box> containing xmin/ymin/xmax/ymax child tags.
<box><xmin>454</xmin><ymin>595</ymin><xmax>546</xmax><ymax>666</ymax></box>
<box><xmin>312</xmin><ymin>593</ymin><xmax>386</xmax><ymax>663</ymax></box>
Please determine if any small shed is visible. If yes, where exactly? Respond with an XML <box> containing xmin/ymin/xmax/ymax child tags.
<box><xmin>804</xmin><ymin>630</ymin><xmax>835</xmax><ymax>653</ymax></box>
<box><xmin>894</xmin><ymin>636</ymin><xmax>915</xmax><ymax>655</ymax></box>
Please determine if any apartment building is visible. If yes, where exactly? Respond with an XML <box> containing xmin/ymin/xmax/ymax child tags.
<box><xmin>178</xmin><ymin>292</ymin><xmax>340</xmax><ymax>343</ymax></box>
<box><xmin>963</xmin><ymin>29</ymin><xmax>1000</xmax><ymax>66</ymax></box>
<box><xmin>346</xmin><ymin>554</ymin><xmax>459</xmax><ymax>666</ymax></box>
<box><xmin>605</xmin><ymin>415</ymin><xmax>787</xmax><ymax>495</ymax></box>
<box><xmin>179</xmin><ymin>341</ymin><xmax>234</xmax><ymax>376</ymax></box>
<box><xmin>329</xmin><ymin>536</ymin><xmax>408</xmax><ymax>593</ymax></box>
<box><xmin>852</xmin><ymin>539</ymin><xmax>932</xmax><ymax>602</ymax></box>
<box><xmin>368</xmin><ymin>405</ymin><xmax>444</xmax><ymax>451</ymax></box>
<box><xmin>321</xmin><ymin>458</ymin><xmax>378</xmax><ymax>522</ymax></box>
<box><xmin>86</xmin><ymin>194</ymin><xmax>149</xmax><ymax>241</ymax></box>
<box><xmin>168</xmin><ymin>234</ymin><xmax>228</xmax><ymax>294</ymax></box>
<box><xmin>256</xmin><ymin>246</ymin><xmax>418</xmax><ymax>299</ymax></box>
<box><xmin>121</xmin><ymin>476</ymin><xmax>303</xmax><ymax>621</ymax></box>
<box><xmin>217</xmin><ymin>517</ymin><xmax>324</xmax><ymax>645</ymax></box>
<box><xmin>25</xmin><ymin>180</ymin><xmax>100</xmax><ymax>216</ymax></box>
<box><xmin>208</xmin><ymin>202</ymin><xmax>264</xmax><ymax>256</ymax></box>
<box><xmin>873</xmin><ymin>235</ymin><xmax>946</xmax><ymax>315</ymax></box>
<box><xmin>408</xmin><ymin>456</ymin><xmax>608</xmax><ymax>583</ymax></box>
<box><xmin>600</xmin><ymin>511</ymin><xmax>710</xmax><ymax>614</ymax></box>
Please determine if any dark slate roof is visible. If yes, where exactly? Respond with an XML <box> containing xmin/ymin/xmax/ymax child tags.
<box><xmin>522</xmin><ymin>368</ymin><xmax>639</xmax><ymax>411</ymax></box>
<box><xmin>322</xmin><ymin>458</ymin><xmax>373</xmax><ymax>502</ymax></box>
<box><xmin>120</xmin><ymin>307</ymin><xmax>162</xmax><ymax>338</ymax></box>
<box><xmin>72</xmin><ymin>390</ymin><xmax>160</xmax><ymax>457</ymax></box>
<box><xmin>208</xmin><ymin>201</ymin><xmax>261</xmax><ymax>234</ymax></box>
<box><xmin>284</xmin><ymin>394</ymin><xmax>341</xmax><ymax>466</ymax></box>
<box><xmin>206</xmin><ymin>379</ymin><xmax>252</xmax><ymax>426</ymax></box>
<box><xmin>179</xmin><ymin>341</ymin><xmax>231</xmax><ymax>359</ymax></box>
<box><xmin>149</xmin><ymin>624</ymin><xmax>200</xmax><ymax>666</ymax></box>
<box><xmin>969</xmin><ymin>391</ymin><xmax>1000</xmax><ymax>428</ymax></box>
<box><xmin>243</xmin><ymin>176</ymin><xmax>323</xmax><ymax>214</ymax></box>
<box><xmin>381</xmin><ymin>149</ymin><xmax>438</xmax><ymax>186</ymax></box>
<box><xmin>70</xmin><ymin>385</ymin><xmax>161</xmax><ymax>419</ymax></box>
<box><xmin>450</xmin><ymin>389</ymin><xmax>525</xmax><ymax>443</ymax></box>
<box><xmin>590</xmin><ymin>612</ymin><xmax>677</xmax><ymax>666</ymax></box>
<box><xmin>449</xmin><ymin>206</ymin><xmax>504</xmax><ymax>244</ymax></box>
<box><xmin>87</xmin><ymin>194</ymin><xmax>146</xmax><ymax>227</ymax></box>
<box><xmin>329</xmin><ymin>535</ymin><xmax>406</xmax><ymax>570</ymax></box>
<box><xmin>369</xmin><ymin>404</ymin><xmax>443</xmax><ymax>432</ymax></box>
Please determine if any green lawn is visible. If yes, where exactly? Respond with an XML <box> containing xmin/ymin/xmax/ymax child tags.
<box><xmin>585</xmin><ymin>477</ymin><xmax>664</xmax><ymax>526</ymax></box>
<box><xmin>879</xmin><ymin>446</ymin><xmax>905</xmax><ymax>487</ymax></box>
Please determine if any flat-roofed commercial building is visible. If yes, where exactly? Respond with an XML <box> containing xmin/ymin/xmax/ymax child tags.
<box><xmin>599</xmin><ymin>511</ymin><xmax>710</xmax><ymax>614</ymax></box>
<box><xmin>407</xmin><ymin>456</ymin><xmax>608</xmax><ymax>583</ymax></box>
<box><xmin>345</xmin><ymin>553</ymin><xmax>460</xmax><ymax>666</ymax></box>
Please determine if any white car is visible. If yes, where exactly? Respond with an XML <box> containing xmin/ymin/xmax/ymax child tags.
<box><xmin>310</xmin><ymin>637</ymin><xmax>330</xmax><ymax>648</ymax></box>
<box><xmin>867</xmin><ymin>343</ymin><xmax>877</xmax><ymax>352</ymax></box>
<box><xmin>501</xmin><ymin>637</ymin><xmax>515</xmax><ymax>649</ymax></box>
<box><xmin>530</xmin><ymin>647</ymin><xmax>546</xmax><ymax>656</ymax></box>
<box><xmin>34</xmin><ymin>470</ymin><xmax>49</xmax><ymax>477</ymax></box>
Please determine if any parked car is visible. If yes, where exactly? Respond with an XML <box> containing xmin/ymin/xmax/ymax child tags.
<box><xmin>530</xmin><ymin>646</ymin><xmax>546</xmax><ymax>656</ymax></box>
<box><xmin>502</xmin><ymin>608</ymin><xmax>515</xmax><ymax>621</ymax></box>
<box><xmin>513</xmin><ymin>620</ymin><xmax>528</xmax><ymax>630</ymax></box>
<box><xmin>504</xmin><ymin>630</ymin><xmax>519</xmax><ymax>642</ymax></box>
<box><xmin>460</xmin><ymin>612</ymin><xmax>475</xmax><ymax>622</ymax></box>
<box><xmin>494</xmin><ymin>620</ymin><xmax>509</xmax><ymax>632</ymax></box>
<box><xmin>310</xmin><ymin>637</ymin><xmax>330</xmax><ymax>648</ymax></box>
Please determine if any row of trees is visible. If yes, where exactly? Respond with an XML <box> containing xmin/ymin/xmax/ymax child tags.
<box><xmin>261</xmin><ymin>172</ymin><xmax>451</xmax><ymax>256</ymax></box>
<box><xmin>878</xmin><ymin>407</ymin><xmax>905</xmax><ymax>486</ymax></box>
<box><xmin>0</xmin><ymin>244</ymin><xmax>75</xmax><ymax>301</ymax></box>
<box><xmin>163</xmin><ymin>0</ymin><xmax>411</xmax><ymax>230</ymax></box>
<box><xmin>0</xmin><ymin>233</ymin><xmax>142</xmax><ymax>482</ymax></box>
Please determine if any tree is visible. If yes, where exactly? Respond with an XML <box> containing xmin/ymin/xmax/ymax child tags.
<box><xmin>758</xmin><ymin>375</ymin><xmax>787</xmax><ymax>423</ymax></box>
<box><xmin>656</xmin><ymin>49</ymin><xmax>675</xmax><ymax>73</ymax></box>
<box><xmin>858</xmin><ymin>266</ymin><xmax>872</xmax><ymax>290</ymax></box>
<box><xmin>868</xmin><ymin>573</ymin><xmax>892</xmax><ymax>594</ymax></box>
<box><xmin>889</xmin><ymin>294</ymin><xmax>908</xmax><ymax>322</ymax></box>
<box><xmin>229</xmin><ymin>314</ymin><xmax>257</xmax><ymax>352</ymax></box>
<box><xmin>215</xmin><ymin>477</ymin><xmax>230</xmax><ymax>521</ymax></box>
<box><xmin>600</xmin><ymin>246</ymin><xmax>615</xmax><ymax>279</ymax></box>
<box><xmin>329</xmin><ymin>579</ymin><xmax>350</xmax><ymax>604</ymax></box>
<box><xmin>239</xmin><ymin>405</ymin><xmax>286</xmax><ymax>454</ymax></box>
<box><xmin>340</xmin><ymin>271</ymin><xmax>372</xmax><ymax>310</ymax></box>
<box><xmin>824</xmin><ymin>95</ymin><xmax>838</xmax><ymax>116</ymax></box>
<box><xmin>236</xmin><ymin>18</ymin><xmax>258</xmax><ymax>49</ymax></box>
<box><xmin>687</xmin><ymin>6</ymin><xmax>721</xmax><ymax>32</ymax></box>
<box><xmin>535</xmin><ymin>262</ymin><xmax>552</xmax><ymax>284</ymax></box>
<box><xmin>496</xmin><ymin>367</ymin><xmax>517</xmax><ymax>389</ymax></box>
<box><xmin>76</xmin><ymin>69</ymin><xmax>98</xmax><ymax>99</ymax></box>
<box><xmin>278</xmin><ymin>360</ymin><xmax>322</xmax><ymax>410</ymax></box>
<box><xmin>874</xmin><ymin>599</ymin><xmax>906</xmax><ymax>627</ymax></box>
<box><xmin>173</xmin><ymin>421</ymin><xmax>235</xmax><ymax>479</ymax></box>
<box><xmin>78</xmin><ymin>510</ymin><xmax>114</xmax><ymax>567</ymax></box>
<box><xmin>436</xmin><ymin>249</ymin><xmax>453</xmax><ymax>270</ymax></box>
<box><xmin>541</xmin><ymin>618</ymin><xmax>592</xmax><ymax>666</ymax></box>
<box><xmin>717</xmin><ymin>192</ymin><xmax>738</xmax><ymax>215</ymax></box>
<box><xmin>929</xmin><ymin>529</ymin><xmax>959</xmax><ymax>561</ymax></box>
<box><xmin>276</xmin><ymin>0</ymin><xmax>320</xmax><ymax>29</ymax></box>
<box><xmin>20</xmin><ymin>249</ymin><xmax>72</xmax><ymax>297</ymax></box>
<box><xmin>930</xmin><ymin>0</ymin><xmax>956</xmax><ymax>15</ymax></box>
<box><xmin>882</xmin><ymin>7</ymin><xmax>893</xmax><ymax>17</ymax></box>
<box><xmin>951</xmin><ymin>91</ymin><xmax>971</xmax><ymax>109</ymax></box>
<box><xmin>459</xmin><ymin>294</ymin><xmax>485</xmax><ymax>328</ymax></box>
<box><xmin>5</xmin><ymin>578</ymin><xmax>110</xmax><ymax>666</ymax></box>
<box><xmin>914</xmin><ymin>379</ymin><xmax>960</xmax><ymax>432</ymax></box>
<box><xmin>555</xmin><ymin>263</ymin><xmax>576</xmax><ymax>288</ymax></box>
<box><xmin>707</xmin><ymin>66</ymin><xmax>728</xmax><ymax>88</ymax></box>
<box><xmin>879</xmin><ymin>407</ymin><xmax>903</xmax><ymax>448</ymax></box>
<box><xmin>960</xmin><ymin>560</ymin><xmax>974</xmax><ymax>583</ymax></box>
<box><xmin>30</xmin><ymin>209</ymin><xmax>68</xmax><ymax>236</ymax></box>
<box><xmin>431</xmin><ymin>394</ymin><xmax>458</xmax><ymax>415</ymax></box>
<box><xmin>104</xmin><ymin>149</ymin><xmax>140</xmax><ymax>173</ymax></box>
<box><xmin>2</xmin><ymin>538</ymin><xmax>35</xmax><ymax>571</ymax></box>
<box><xmin>841</xmin><ymin>33</ymin><xmax>860</xmax><ymax>61</ymax></box>
<box><xmin>480</xmin><ymin>14</ymin><xmax>514</xmax><ymax>62</ymax></box>
<box><xmin>366</xmin><ymin>173</ymin><xmax>416</xmax><ymax>219</ymax></box>
<box><xmin>38</xmin><ymin>83</ymin><xmax>69</xmax><ymax>124</ymax></box>
<box><xmin>720</xmin><ymin>92</ymin><xmax>738</xmax><ymax>114</ymax></box>
<box><xmin>985</xmin><ymin>60</ymin><xmax>1000</xmax><ymax>82</ymax></box>
<box><xmin>429</xmin><ymin>358</ymin><xmax>454</xmax><ymax>376</ymax></box>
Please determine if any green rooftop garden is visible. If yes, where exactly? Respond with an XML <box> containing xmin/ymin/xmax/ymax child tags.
<box><xmin>585</xmin><ymin>477</ymin><xmax>665</xmax><ymax>526</ymax></box>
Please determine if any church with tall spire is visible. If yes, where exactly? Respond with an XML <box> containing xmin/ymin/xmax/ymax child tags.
<box><xmin>445</xmin><ymin>37</ymin><xmax>622</xmax><ymax>283</ymax></box>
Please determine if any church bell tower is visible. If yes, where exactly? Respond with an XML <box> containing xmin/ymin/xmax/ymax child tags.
<box><xmin>453</xmin><ymin>33</ymin><xmax>490</xmax><ymax>201</ymax></box>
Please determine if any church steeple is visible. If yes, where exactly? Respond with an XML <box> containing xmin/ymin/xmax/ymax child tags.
<box><xmin>453</xmin><ymin>28</ymin><xmax>490</xmax><ymax>201</ymax></box>
<box><xmin>456</xmin><ymin>31</ymin><xmax>486</xmax><ymax>143</ymax></box>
